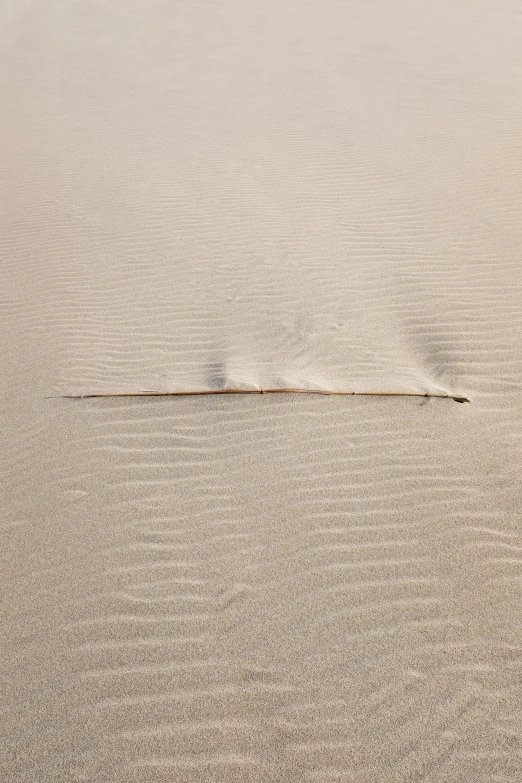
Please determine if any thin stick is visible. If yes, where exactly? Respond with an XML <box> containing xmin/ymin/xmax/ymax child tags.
<box><xmin>51</xmin><ymin>389</ymin><xmax>470</xmax><ymax>402</ymax></box>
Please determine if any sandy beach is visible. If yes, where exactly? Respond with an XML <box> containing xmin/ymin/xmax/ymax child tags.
<box><xmin>2</xmin><ymin>1</ymin><xmax>522</xmax><ymax>780</ymax></box>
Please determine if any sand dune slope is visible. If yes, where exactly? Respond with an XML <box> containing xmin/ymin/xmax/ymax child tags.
<box><xmin>2</xmin><ymin>1</ymin><xmax>522</xmax><ymax>781</ymax></box>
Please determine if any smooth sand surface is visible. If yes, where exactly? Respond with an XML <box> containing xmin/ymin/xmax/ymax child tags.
<box><xmin>2</xmin><ymin>1</ymin><xmax>522</xmax><ymax>781</ymax></box>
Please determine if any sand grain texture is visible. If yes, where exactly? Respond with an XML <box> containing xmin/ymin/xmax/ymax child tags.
<box><xmin>2</xmin><ymin>1</ymin><xmax>522</xmax><ymax>781</ymax></box>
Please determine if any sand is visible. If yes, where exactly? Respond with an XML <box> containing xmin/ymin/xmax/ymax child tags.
<box><xmin>2</xmin><ymin>1</ymin><xmax>522</xmax><ymax>781</ymax></box>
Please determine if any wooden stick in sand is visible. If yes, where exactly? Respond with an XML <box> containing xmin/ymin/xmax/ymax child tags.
<box><xmin>54</xmin><ymin>390</ymin><xmax>470</xmax><ymax>402</ymax></box>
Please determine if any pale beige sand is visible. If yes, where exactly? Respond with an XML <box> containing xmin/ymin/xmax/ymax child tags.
<box><xmin>2</xmin><ymin>1</ymin><xmax>522</xmax><ymax>781</ymax></box>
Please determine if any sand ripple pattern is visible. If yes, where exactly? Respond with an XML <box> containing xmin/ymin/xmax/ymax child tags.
<box><xmin>2</xmin><ymin>1</ymin><xmax>522</xmax><ymax>781</ymax></box>
<box><xmin>3</xmin><ymin>395</ymin><xmax>522</xmax><ymax>781</ymax></box>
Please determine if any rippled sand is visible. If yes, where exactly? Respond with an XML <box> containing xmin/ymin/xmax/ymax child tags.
<box><xmin>2</xmin><ymin>1</ymin><xmax>522</xmax><ymax>781</ymax></box>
